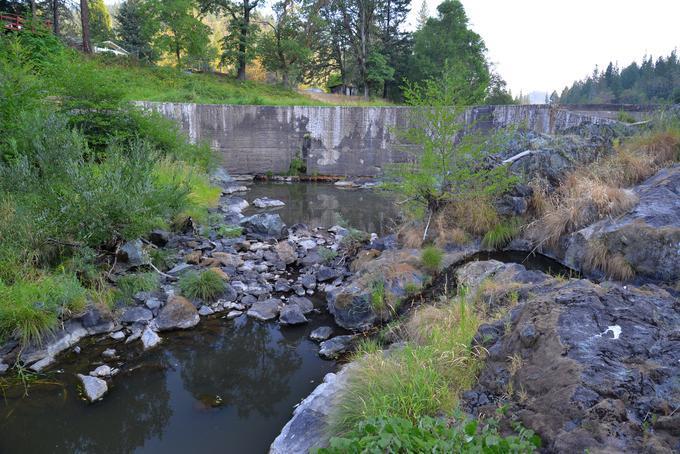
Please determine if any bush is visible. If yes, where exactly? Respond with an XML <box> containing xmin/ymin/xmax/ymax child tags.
<box><xmin>318</xmin><ymin>246</ymin><xmax>338</xmax><ymax>264</ymax></box>
<box><xmin>319</xmin><ymin>415</ymin><xmax>540</xmax><ymax>453</ymax></box>
<box><xmin>421</xmin><ymin>246</ymin><xmax>444</xmax><ymax>274</ymax></box>
<box><xmin>178</xmin><ymin>269</ymin><xmax>226</xmax><ymax>302</ymax></box>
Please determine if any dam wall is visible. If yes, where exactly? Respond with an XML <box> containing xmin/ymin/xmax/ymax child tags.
<box><xmin>138</xmin><ymin>102</ymin><xmax>636</xmax><ymax>176</ymax></box>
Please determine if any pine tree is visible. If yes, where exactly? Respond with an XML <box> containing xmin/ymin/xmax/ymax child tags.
<box><xmin>416</xmin><ymin>0</ymin><xmax>428</xmax><ymax>29</ymax></box>
<box><xmin>115</xmin><ymin>0</ymin><xmax>157</xmax><ymax>61</ymax></box>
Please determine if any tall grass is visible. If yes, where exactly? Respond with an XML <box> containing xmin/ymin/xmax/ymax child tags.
<box><xmin>178</xmin><ymin>269</ymin><xmax>226</xmax><ymax>302</ymax></box>
<box><xmin>331</xmin><ymin>291</ymin><xmax>482</xmax><ymax>433</ymax></box>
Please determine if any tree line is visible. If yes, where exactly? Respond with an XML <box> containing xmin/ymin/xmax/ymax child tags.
<box><xmin>555</xmin><ymin>50</ymin><xmax>680</xmax><ymax>105</ymax></box>
<box><xmin>0</xmin><ymin>0</ymin><xmax>515</xmax><ymax>102</ymax></box>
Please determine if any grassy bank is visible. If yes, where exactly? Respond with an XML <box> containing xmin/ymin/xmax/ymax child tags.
<box><xmin>0</xmin><ymin>31</ymin><xmax>220</xmax><ymax>348</ymax></box>
<box><xmin>93</xmin><ymin>55</ymin><xmax>325</xmax><ymax>106</ymax></box>
<box><xmin>321</xmin><ymin>288</ymin><xmax>540</xmax><ymax>452</ymax></box>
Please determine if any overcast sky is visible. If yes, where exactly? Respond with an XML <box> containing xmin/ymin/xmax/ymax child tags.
<box><xmin>408</xmin><ymin>0</ymin><xmax>680</xmax><ymax>95</ymax></box>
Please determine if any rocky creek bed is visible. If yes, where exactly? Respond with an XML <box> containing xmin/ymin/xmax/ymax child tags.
<box><xmin>0</xmin><ymin>180</ymin><xmax>397</xmax><ymax>453</ymax></box>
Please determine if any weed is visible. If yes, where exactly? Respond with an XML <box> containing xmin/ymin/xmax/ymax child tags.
<box><xmin>178</xmin><ymin>269</ymin><xmax>226</xmax><ymax>301</ymax></box>
<box><xmin>149</xmin><ymin>248</ymin><xmax>176</xmax><ymax>272</ymax></box>
<box><xmin>288</xmin><ymin>157</ymin><xmax>307</xmax><ymax>176</ymax></box>
<box><xmin>318</xmin><ymin>246</ymin><xmax>338</xmax><ymax>264</ymax></box>
<box><xmin>216</xmin><ymin>225</ymin><xmax>243</xmax><ymax>238</ymax></box>
<box><xmin>617</xmin><ymin>111</ymin><xmax>637</xmax><ymax>123</ymax></box>
<box><xmin>404</xmin><ymin>282</ymin><xmax>421</xmax><ymax>295</ymax></box>
<box><xmin>369</xmin><ymin>280</ymin><xmax>386</xmax><ymax>312</ymax></box>
<box><xmin>420</xmin><ymin>246</ymin><xmax>444</xmax><ymax>274</ymax></box>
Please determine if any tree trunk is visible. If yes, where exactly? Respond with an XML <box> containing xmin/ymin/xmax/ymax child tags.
<box><xmin>237</xmin><ymin>7</ymin><xmax>249</xmax><ymax>81</ymax></box>
<box><xmin>80</xmin><ymin>0</ymin><xmax>92</xmax><ymax>53</ymax></box>
<box><xmin>30</xmin><ymin>0</ymin><xmax>36</xmax><ymax>16</ymax></box>
<box><xmin>175</xmin><ymin>40</ymin><xmax>181</xmax><ymax>66</ymax></box>
<box><xmin>360</xmin><ymin>7</ymin><xmax>369</xmax><ymax>99</ymax></box>
<box><xmin>52</xmin><ymin>0</ymin><xmax>60</xmax><ymax>35</ymax></box>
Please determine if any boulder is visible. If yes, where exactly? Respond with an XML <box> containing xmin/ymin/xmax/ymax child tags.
<box><xmin>141</xmin><ymin>327</ymin><xmax>162</xmax><ymax>350</ymax></box>
<box><xmin>316</xmin><ymin>266</ymin><xmax>342</xmax><ymax>282</ymax></box>
<box><xmin>211</xmin><ymin>252</ymin><xmax>243</xmax><ymax>268</ymax></box>
<box><xmin>246</xmin><ymin>298</ymin><xmax>281</xmax><ymax>321</ymax></box>
<box><xmin>270</xmin><ymin>364</ymin><xmax>358</xmax><ymax>454</ymax></box>
<box><xmin>459</xmin><ymin>260</ymin><xmax>680</xmax><ymax>453</ymax></box>
<box><xmin>279</xmin><ymin>304</ymin><xmax>308</xmax><ymax>326</ymax></box>
<box><xmin>89</xmin><ymin>365</ymin><xmax>112</xmax><ymax>378</ymax></box>
<box><xmin>148</xmin><ymin>230</ymin><xmax>170</xmax><ymax>247</ymax></box>
<box><xmin>154</xmin><ymin>295</ymin><xmax>200</xmax><ymax>331</ymax></box>
<box><xmin>319</xmin><ymin>335</ymin><xmax>356</xmax><ymax>359</ymax></box>
<box><xmin>288</xmin><ymin>296</ymin><xmax>314</xmax><ymax>314</ymax></box>
<box><xmin>120</xmin><ymin>306</ymin><xmax>153</xmax><ymax>324</ymax></box>
<box><xmin>309</xmin><ymin>326</ymin><xmax>334</xmax><ymax>342</ymax></box>
<box><xmin>253</xmin><ymin>197</ymin><xmax>286</xmax><ymax>208</ymax></box>
<box><xmin>240</xmin><ymin>213</ymin><xmax>287</xmax><ymax>239</ymax></box>
<box><xmin>117</xmin><ymin>240</ymin><xmax>149</xmax><ymax>267</ymax></box>
<box><xmin>275</xmin><ymin>241</ymin><xmax>297</xmax><ymax>265</ymax></box>
<box><xmin>556</xmin><ymin>165</ymin><xmax>680</xmax><ymax>283</ymax></box>
<box><xmin>77</xmin><ymin>374</ymin><xmax>108</xmax><ymax>402</ymax></box>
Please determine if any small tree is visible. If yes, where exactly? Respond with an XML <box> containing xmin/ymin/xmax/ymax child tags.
<box><xmin>390</xmin><ymin>62</ymin><xmax>516</xmax><ymax>238</ymax></box>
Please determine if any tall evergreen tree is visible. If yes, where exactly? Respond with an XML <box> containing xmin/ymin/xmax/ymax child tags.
<box><xmin>376</xmin><ymin>0</ymin><xmax>411</xmax><ymax>99</ymax></box>
<box><xmin>88</xmin><ymin>0</ymin><xmax>112</xmax><ymax>43</ymax></box>
<box><xmin>115</xmin><ymin>0</ymin><xmax>157</xmax><ymax>61</ymax></box>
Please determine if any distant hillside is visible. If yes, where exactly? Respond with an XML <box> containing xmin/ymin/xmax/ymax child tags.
<box><xmin>557</xmin><ymin>50</ymin><xmax>680</xmax><ymax>104</ymax></box>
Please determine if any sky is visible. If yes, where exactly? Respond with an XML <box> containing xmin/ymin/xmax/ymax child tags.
<box><xmin>408</xmin><ymin>0</ymin><xmax>680</xmax><ymax>96</ymax></box>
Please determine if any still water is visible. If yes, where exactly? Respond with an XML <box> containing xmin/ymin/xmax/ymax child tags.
<box><xmin>0</xmin><ymin>183</ymin><xmax>399</xmax><ymax>454</ymax></box>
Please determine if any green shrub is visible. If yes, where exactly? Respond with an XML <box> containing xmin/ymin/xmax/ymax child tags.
<box><xmin>482</xmin><ymin>218</ymin><xmax>521</xmax><ymax>249</ymax></box>
<box><xmin>404</xmin><ymin>282</ymin><xmax>421</xmax><ymax>295</ymax></box>
<box><xmin>115</xmin><ymin>272</ymin><xmax>159</xmax><ymax>303</ymax></box>
<box><xmin>216</xmin><ymin>225</ymin><xmax>243</xmax><ymax>238</ymax></box>
<box><xmin>318</xmin><ymin>246</ymin><xmax>338</xmax><ymax>264</ymax></box>
<box><xmin>318</xmin><ymin>415</ymin><xmax>540</xmax><ymax>453</ymax></box>
<box><xmin>179</xmin><ymin>269</ymin><xmax>226</xmax><ymax>302</ymax></box>
<box><xmin>421</xmin><ymin>246</ymin><xmax>444</xmax><ymax>273</ymax></box>
<box><xmin>288</xmin><ymin>156</ymin><xmax>307</xmax><ymax>175</ymax></box>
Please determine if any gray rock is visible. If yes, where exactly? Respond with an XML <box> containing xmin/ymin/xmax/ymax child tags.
<box><xmin>270</xmin><ymin>364</ymin><xmax>358</xmax><ymax>454</ymax></box>
<box><xmin>275</xmin><ymin>279</ymin><xmax>291</xmax><ymax>292</ymax></box>
<box><xmin>319</xmin><ymin>335</ymin><xmax>355</xmax><ymax>359</ymax></box>
<box><xmin>288</xmin><ymin>296</ymin><xmax>314</xmax><ymax>314</ymax></box>
<box><xmin>279</xmin><ymin>304</ymin><xmax>308</xmax><ymax>326</ymax></box>
<box><xmin>145</xmin><ymin>296</ymin><xmax>163</xmax><ymax>311</ymax></box>
<box><xmin>167</xmin><ymin>262</ymin><xmax>192</xmax><ymax>275</ymax></box>
<box><xmin>246</xmin><ymin>298</ymin><xmax>281</xmax><ymax>321</ymax></box>
<box><xmin>141</xmin><ymin>327</ymin><xmax>161</xmax><ymax>350</ymax></box>
<box><xmin>102</xmin><ymin>348</ymin><xmax>116</xmax><ymax>358</ymax></box>
<box><xmin>226</xmin><ymin>310</ymin><xmax>243</xmax><ymax>320</ymax></box>
<box><xmin>309</xmin><ymin>326</ymin><xmax>334</xmax><ymax>342</ymax></box>
<box><xmin>223</xmin><ymin>185</ymin><xmax>248</xmax><ymax>194</ymax></box>
<box><xmin>240</xmin><ymin>213</ymin><xmax>287</xmax><ymax>239</ymax></box>
<box><xmin>316</xmin><ymin>266</ymin><xmax>342</xmax><ymax>282</ymax></box>
<box><xmin>109</xmin><ymin>331</ymin><xmax>126</xmax><ymax>341</ymax></box>
<box><xmin>89</xmin><ymin>365</ymin><xmax>112</xmax><ymax>378</ymax></box>
<box><xmin>154</xmin><ymin>296</ymin><xmax>200</xmax><ymax>331</ymax></box>
<box><xmin>117</xmin><ymin>240</ymin><xmax>149</xmax><ymax>267</ymax></box>
<box><xmin>299</xmin><ymin>274</ymin><xmax>317</xmax><ymax>290</ymax></box>
<box><xmin>120</xmin><ymin>307</ymin><xmax>153</xmax><ymax>324</ymax></box>
<box><xmin>198</xmin><ymin>305</ymin><xmax>215</xmax><ymax>316</ymax></box>
<box><xmin>253</xmin><ymin>197</ymin><xmax>285</xmax><ymax>208</ymax></box>
<box><xmin>0</xmin><ymin>362</ymin><xmax>8</xmax><ymax>375</ymax></box>
<box><xmin>77</xmin><ymin>374</ymin><xmax>108</xmax><ymax>402</ymax></box>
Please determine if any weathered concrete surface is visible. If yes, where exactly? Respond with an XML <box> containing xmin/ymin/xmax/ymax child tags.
<box><xmin>137</xmin><ymin>102</ymin><xmax>634</xmax><ymax>176</ymax></box>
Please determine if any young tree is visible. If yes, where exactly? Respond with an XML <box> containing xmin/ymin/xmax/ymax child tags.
<box><xmin>258</xmin><ymin>0</ymin><xmax>311</xmax><ymax>87</ymax></box>
<box><xmin>88</xmin><ymin>0</ymin><xmax>112</xmax><ymax>43</ymax></box>
<box><xmin>148</xmin><ymin>0</ymin><xmax>212</xmax><ymax>67</ymax></box>
<box><xmin>115</xmin><ymin>0</ymin><xmax>157</xmax><ymax>61</ymax></box>
<box><xmin>415</xmin><ymin>0</ymin><xmax>427</xmax><ymax>29</ymax></box>
<box><xmin>201</xmin><ymin>0</ymin><xmax>262</xmax><ymax>80</ymax></box>
<box><xmin>390</xmin><ymin>62</ymin><xmax>512</xmax><ymax>237</ymax></box>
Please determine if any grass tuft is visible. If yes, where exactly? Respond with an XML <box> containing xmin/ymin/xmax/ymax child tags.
<box><xmin>178</xmin><ymin>269</ymin><xmax>226</xmax><ymax>302</ymax></box>
<box><xmin>482</xmin><ymin>218</ymin><xmax>521</xmax><ymax>249</ymax></box>
<box><xmin>583</xmin><ymin>239</ymin><xmax>635</xmax><ymax>281</ymax></box>
<box><xmin>331</xmin><ymin>291</ymin><xmax>482</xmax><ymax>433</ymax></box>
<box><xmin>115</xmin><ymin>272</ymin><xmax>160</xmax><ymax>304</ymax></box>
<box><xmin>420</xmin><ymin>246</ymin><xmax>444</xmax><ymax>274</ymax></box>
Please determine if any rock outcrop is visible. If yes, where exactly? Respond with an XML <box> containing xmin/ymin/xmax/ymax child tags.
<box><xmin>458</xmin><ymin>260</ymin><xmax>680</xmax><ymax>453</ymax></box>
<box><xmin>548</xmin><ymin>165</ymin><xmax>680</xmax><ymax>283</ymax></box>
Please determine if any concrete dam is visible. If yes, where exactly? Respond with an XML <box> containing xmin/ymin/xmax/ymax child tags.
<box><xmin>138</xmin><ymin>102</ymin><xmax>651</xmax><ymax>176</ymax></box>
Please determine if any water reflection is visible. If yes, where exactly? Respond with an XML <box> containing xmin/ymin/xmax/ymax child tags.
<box><xmin>0</xmin><ymin>316</ymin><xmax>335</xmax><ymax>454</ymax></box>
<box><xmin>245</xmin><ymin>182</ymin><xmax>400</xmax><ymax>236</ymax></box>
